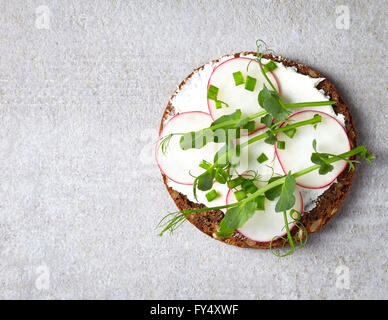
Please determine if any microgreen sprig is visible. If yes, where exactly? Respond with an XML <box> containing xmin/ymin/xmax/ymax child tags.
<box><xmin>158</xmin><ymin>145</ymin><xmax>374</xmax><ymax>254</ymax></box>
<box><xmin>190</xmin><ymin>114</ymin><xmax>323</xmax><ymax>201</ymax></box>
<box><xmin>158</xmin><ymin>99</ymin><xmax>335</xmax><ymax>155</ymax></box>
<box><xmin>157</xmin><ymin>40</ymin><xmax>375</xmax><ymax>258</ymax></box>
<box><xmin>311</xmin><ymin>139</ymin><xmax>371</xmax><ymax>174</ymax></box>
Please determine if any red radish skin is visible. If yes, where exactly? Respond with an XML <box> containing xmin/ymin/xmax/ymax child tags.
<box><xmin>155</xmin><ymin>111</ymin><xmax>215</xmax><ymax>185</ymax></box>
<box><xmin>225</xmin><ymin>188</ymin><xmax>303</xmax><ymax>243</ymax></box>
<box><xmin>207</xmin><ymin>57</ymin><xmax>281</xmax><ymax>135</ymax></box>
<box><xmin>275</xmin><ymin>110</ymin><xmax>351</xmax><ymax>189</ymax></box>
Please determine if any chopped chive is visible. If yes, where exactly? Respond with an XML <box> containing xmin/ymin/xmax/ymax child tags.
<box><xmin>199</xmin><ymin>160</ymin><xmax>212</xmax><ymax>170</ymax></box>
<box><xmin>255</xmin><ymin>196</ymin><xmax>266</xmax><ymax>210</ymax></box>
<box><xmin>215</xmin><ymin>100</ymin><xmax>229</xmax><ymax>109</ymax></box>
<box><xmin>227</xmin><ymin>176</ymin><xmax>245</xmax><ymax>189</ymax></box>
<box><xmin>215</xmin><ymin>168</ymin><xmax>228</xmax><ymax>184</ymax></box>
<box><xmin>247</xmin><ymin>184</ymin><xmax>258</xmax><ymax>194</ymax></box>
<box><xmin>257</xmin><ymin>152</ymin><xmax>268</xmax><ymax>164</ymax></box>
<box><xmin>241</xmin><ymin>179</ymin><xmax>254</xmax><ymax>190</ymax></box>
<box><xmin>245</xmin><ymin>76</ymin><xmax>257</xmax><ymax>91</ymax></box>
<box><xmin>277</xmin><ymin>140</ymin><xmax>286</xmax><ymax>150</ymax></box>
<box><xmin>243</xmin><ymin>120</ymin><xmax>255</xmax><ymax>133</ymax></box>
<box><xmin>284</xmin><ymin>128</ymin><xmax>297</xmax><ymax>139</ymax></box>
<box><xmin>240</xmin><ymin>179</ymin><xmax>258</xmax><ymax>194</ymax></box>
<box><xmin>234</xmin><ymin>190</ymin><xmax>247</xmax><ymax>201</ymax></box>
<box><xmin>206</xmin><ymin>190</ymin><xmax>219</xmax><ymax>202</ymax></box>
<box><xmin>233</xmin><ymin>71</ymin><xmax>244</xmax><ymax>86</ymax></box>
<box><xmin>263</xmin><ymin>61</ymin><xmax>278</xmax><ymax>73</ymax></box>
<box><xmin>207</xmin><ymin>85</ymin><xmax>219</xmax><ymax>100</ymax></box>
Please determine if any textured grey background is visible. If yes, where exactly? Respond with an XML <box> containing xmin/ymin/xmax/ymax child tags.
<box><xmin>0</xmin><ymin>0</ymin><xmax>387</xmax><ymax>299</ymax></box>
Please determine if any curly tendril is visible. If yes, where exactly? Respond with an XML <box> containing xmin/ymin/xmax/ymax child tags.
<box><xmin>269</xmin><ymin>209</ymin><xmax>308</xmax><ymax>257</ymax></box>
<box><xmin>256</xmin><ymin>39</ymin><xmax>276</xmax><ymax>58</ymax></box>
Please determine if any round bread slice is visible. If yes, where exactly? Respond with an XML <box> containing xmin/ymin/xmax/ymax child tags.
<box><xmin>159</xmin><ymin>52</ymin><xmax>357</xmax><ymax>249</ymax></box>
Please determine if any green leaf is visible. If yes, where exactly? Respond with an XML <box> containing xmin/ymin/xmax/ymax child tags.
<box><xmin>197</xmin><ymin>172</ymin><xmax>213</xmax><ymax>191</ymax></box>
<box><xmin>258</xmin><ymin>86</ymin><xmax>273</xmax><ymax>108</ymax></box>
<box><xmin>358</xmin><ymin>146</ymin><xmax>375</xmax><ymax>164</ymax></box>
<box><xmin>364</xmin><ymin>152</ymin><xmax>375</xmax><ymax>164</ymax></box>
<box><xmin>258</xmin><ymin>86</ymin><xmax>290</xmax><ymax>121</ymax></box>
<box><xmin>211</xmin><ymin>109</ymin><xmax>242</xmax><ymax>128</ymax></box>
<box><xmin>262</xmin><ymin>94</ymin><xmax>290</xmax><ymax>121</ymax></box>
<box><xmin>242</xmin><ymin>120</ymin><xmax>255</xmax><ymax>133</ymax></box>
<box><xmin>318</xmin><ymin>162</ymin><xmax>334</xmax><ymax>175</ymax></box>
<box><xmin>310</xmin><ymin>139</ymin><xmax>335</xmax><ymax>175</ymax></box>
<box><xmin>284</xmin><ymin>128</ymin><xmax>296</xmax><ymax>139</ymax></box>
<box><xmin>264</xmin><ymin>176</ymin><xmax>283</xmax><ymax>200</ymax></box>
<box><xmin>275</xmin><ymin>172</ymin><xmax>296</xmax><ymax>212</ymax></box>
<box><xmin>217</xmin><ymin>218</ymin><xmax>235</xmax><ymax>238</ymax></box>
<box><xmin>224</xmin><ymin>201</ymin><xmax>257</xmax><ymax>229</ymax></box>
<box><xmin>223</xmin><ymin>207</ymin><xmax>241</xmax><ymax>229</ymax></box>
<box><xmin>235</xmin><ymin>117</ymin><xmax>250</xmax><ymax>128</ymax></box>
<box><xmin>264</xmin><ymin>131</ymin><xmax>277</xmax><ymax>145</ymax></box>
<box><xmin>260</xmin><ymin>114</ymin><xmax>273</xmax><ymax>128</ymax></box>
<box><xmin>312</xmin><ymin>139</ymin><xmax>317</xmax><ymax>152</ymax></box>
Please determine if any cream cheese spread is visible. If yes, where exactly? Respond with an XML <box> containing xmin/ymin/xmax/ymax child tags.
<box><xmin>164</xmin><ymin>53</ymin><xmax>345</xmax><ymax>213</ymax></box>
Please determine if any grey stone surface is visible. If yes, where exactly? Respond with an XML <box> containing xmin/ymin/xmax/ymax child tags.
<box><xmin>0</xmin><ymin>0</ymin><xmax>387</xmax><ymax>299</ymax></box>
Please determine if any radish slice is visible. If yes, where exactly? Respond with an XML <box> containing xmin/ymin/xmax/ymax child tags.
<box><xmin>155</xmin><ymin>111</ymin><xmax>219</xmax><ymax>185</ymax></box>
<box><xmin>275</xmin><ymin>110</ymin><xmax>351</xmax><ymax>189</ymax></box>
<box><xmin>226</xmin><ymin>187</ymin><xmax>303</xmax><ymax>243</ymax></box>
<box><xmin>234</xmin><ymin>129</ymin><xmax>276</xmax><ymax>181</ymax></box>
<box><xmin>207</xmin><ymin>57</ymin><xmax>280</xmax><ymax>132</ymax></box>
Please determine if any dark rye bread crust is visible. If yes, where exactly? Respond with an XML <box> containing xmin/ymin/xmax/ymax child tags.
<box><xmin>159</xmin><ymin>52</ymin><xmax>357</xmax><ymax>249</ymax></box>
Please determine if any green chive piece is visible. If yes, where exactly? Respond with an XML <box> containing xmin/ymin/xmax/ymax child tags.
<box><xmin>284</xmin><ymin>128</ymin><xmax>296</xmax><ymax>139</ymax></box>
<box><xmin>277</xmin><ymin>140</ymin><xmax>286</xmax><ymax>150</ymax></box>
<box><xmin>241</xmin><ymin>179</ymin><xmax>253</xmax><ymax>189</ymax></box>
<box><xmin>257</xmin><ymin>153</ymin><xmax>268</xmax><ymax>164</ymax></box>
<box><xmin>206</xmin><ymin>190</ymin><xmax>219</xmax><ymax>202</ymax></box>
<box><xmin>207</xmin><ymin>85</ymin><xmax>219</xmax><ymax>100</ymax></box>
<box><xmin>233</xmin><ymin>71</ymin><xmax>244</xmax><ymax>86</ymax></box>
<box><xmin>234</xmin><ymin>190</ymin><xmax>247</xmax><ymax>201</ymax></box>
<box><xmin>227</xmin><ymin>176</ymin><xmax>245</xmax><ymax>189</ymax></box>
<box><xmin>255</xmin><ymin>196</ymin><xmax>266</xmax><ymax>210</ymax></box>
<box><xmin>240</xmin><ymin>179</ymin><xmax>258</xmax><ymax>194</ymax></box>
<box><xmin>247</xmin><ymin>184</ymin><xmax>258</xmax><ymax>194</ymax></box>
<box><xmin>245</xmin><ymin>76</ymin><xmax>257</xmax><ymax>91</ymax></box>
<box><xmin>263</xmin><ymin>61</ymin><xmax>278</xmax><ymax>73</ymax></box>
<box><xmin>215</xmin><ymin>100</ymin><xmax>222</xmax><ymax>109</ymax></box>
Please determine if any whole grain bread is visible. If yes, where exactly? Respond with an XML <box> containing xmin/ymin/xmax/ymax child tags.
<box><xmin>159</xmin><ymin>52</ymin><xmax>357</xmax><ymax>249</ymax></box>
